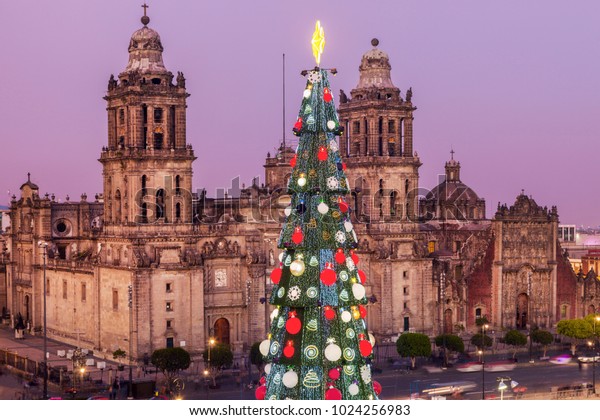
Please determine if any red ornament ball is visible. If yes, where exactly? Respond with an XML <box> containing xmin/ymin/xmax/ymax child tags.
<box><xmin>255</xmin><ymin>385</ymin><xmax>267</xmax><ymax>400</ymax></box>
<box><xmin>351</xmin><ymin>251</ymin><xmax>359</xmax><ymax>265</ymax></box>
<box><xmin>338</xmin><ymin>198</ymin><xmax>349</xmax><ymax>213</ymax></box>
<box><xmin>290</xmin><ymin>154</ymin><xmax>297</xmax><ymax>168</ymax></box>
<box><xmin>359</xmin><ymin>304</ymin><xmax>367</xmax><ymax>319</ymax></box>
<box><xmin>323</xmin><ymin>87</ymin><xmax>333</xmax><ymax>103</ymax></box>
<box><xmin>359</xmin><ymin>339</ymin><xmax>373</xmax><ymax>357</ymax></box>
<box><xmin>325</xmin><ymin>387</ymin><xmax>342</xmax><ymax>400</ymax></box>
<box><xmin>373</xmin><ymin>381</ymin><xmax>382</xmax><ymax>396</ymax></box>
<box><xmin>293</xmin><ymin>118</ymin><xmax>303</xmax><ymax>132</ymax></box>
<box><xmin>324</xmin><ymin>307</ymin><xmax>336</xmax><ymax>320</ymax></box>
<box><xmin>320</xmin><ymin>267</ymin><xmax>337</xmax><ymax>286</ymax></box>
<box><xmin>318</xmin><ymin>146</ymin><xmax>328</xmax><ymax>161</ymax></box>
<box><xmin>286</xmin><ymin>317</ymin><xmax>302</xmax><ymax>335</ymax></box>
<box><xmin>283</xmin><ymin>344</ymin><xmax>295</xmax><ymax>358</ymax></box>
<box><xmin>335</xmin><ymin>248</ymin><xmax>345</xmax><ymax>264</ymax></box>
<box><xmin>358</xmin><ymin>269</ymin><xmax>367</xmax><ymax>284</ymax></box>
<box><xmin>270</xmin><ymin>267</ymin><xmax>282</xmax><ymax>284</ymax></box>
<box><xmin>259</xmin><ymin>376</ymin><xmax>266</xmax><ymax>385</ymax></box>
<box><xmin>292</xmin><ymin>227</ymin><xmax>303</xmax><ymax>245</ymax></box>
<box><xmin>328</xmin><ymin>368</ymin><xmax>340</xmax><ymax>381</ymax></box>
<box><xmin>342</xmin><ymin>162</ymin><xmax>347</xmax><ymax>170</ymax></box>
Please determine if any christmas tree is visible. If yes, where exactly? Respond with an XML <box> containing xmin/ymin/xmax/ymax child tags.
<box><xmin>256</xmin><ymin>22</ymin><xmax>381</xmax><ymax>401</ymax></box>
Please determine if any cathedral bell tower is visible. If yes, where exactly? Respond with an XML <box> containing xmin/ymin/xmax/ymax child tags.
<box><xmin>100</xmin><ymin>11</ymin><xmax>195</xmax><ymax>226</ymax></box>
<box><xmin>338</xmin><ymin>39</ymin><xmax>421</xmax><ymax>222</ymax></box>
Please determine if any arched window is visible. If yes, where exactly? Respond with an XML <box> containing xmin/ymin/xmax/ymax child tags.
<box><xmin>175</xmin><ymin>175</ymin><xmax>181</xmax><ymax>196</ymax></box>
<box><xmin>115</xmin><ymin>189</ymin><xmax>122</xmax><ymax>222</ymax></box>
<box><xmin>175</xmin><ymin>202</ymin><xmax>181</xmax><ymax>221</ymax></box>
<box><xmin>156</xmin><ymin>189</ymin><xmax>165</xmax><ymax>219</ymax></box>
<box><xmin>154</xmin><ymin>131</ymin><xmax>163</xmax><ymax>149</ymax></box>
<box><xmin>475</xmin><ymin>308</ymin><xmax>482</xmax><ymax>320</ymax></box>
<box><xmin>390</xmin><ymin>191</ymin><xmax>398</xmax><ymax>216</ymax></box>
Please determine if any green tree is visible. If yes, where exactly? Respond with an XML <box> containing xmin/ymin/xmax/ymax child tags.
<box><xmin>202</xmin><ymin>343</ymin><xmax>233</xmax><ymax>387</ymax></box>
<box><xmin>470</xmin><ymin>333</ymin><xmax>492</xmax><ymax>350</ymax></box>
<box><xmin>531</xmin><ymin>329</ymin><xmax>554</xmax><ymax>358</ymax></box>
<box><xmin>396</xmin><ymin>333</ymin><xmax>432</xmax><ymax>369</ymax></box>
<box><xmin>259</xmin><ymin>29</ymin><xmax>378</xmax><ymax>400</ymax></box>
<box><xmin>112</xmin><ymin>348</ymin><xmax>127</xmax><ymax>369</ymax></box>
<box><xmin>475</xmin><ymin>316</ymin><xmax>490</xmax><ymax>327</ymax></box>
<box><xmin>151</xmin><ymin>347</ymin><xmax>191</xmax><ymax>395</ymax></box>
<box><xmin>584</xmin><ymin>314</ymin><xmax>600</xmax><ymax>338</ymax></box>
<box><xmin>503</xmin><ymin>330</ymin><xmax>527</xmax><ymax>359</ymax></box>
<box><xmin>557</xmin><ymin>319</ymin><xmax>593</xmax><ymax>355</ymax></box>
<box><xmin>434</xmin><ymin>334</ymin><xmax>464</xmax><ymax>365</ymax></box>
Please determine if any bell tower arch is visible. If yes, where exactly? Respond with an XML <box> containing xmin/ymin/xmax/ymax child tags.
<box><xmin>100</xmin><ymin>12</ymin><xmax>196</xmax><ymax>226</ymax></box>
<box><xmin>338</xmin><ymin>39</ymin><xmax>421</xmax><ymax>222</ymax></box>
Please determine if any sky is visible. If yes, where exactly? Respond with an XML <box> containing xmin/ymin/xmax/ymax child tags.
<box><xmin>1</xmin><ymin>0</ymin><xmax>599</xmax><ymax>227</ymax></box>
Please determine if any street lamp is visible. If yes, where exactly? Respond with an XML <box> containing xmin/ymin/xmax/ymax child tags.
<box><xmin>480</xmin><ymin>323</ymin><xmax>489</xmax><ymax>400</ymax></box>
<box><xmin>528</xmin><ymin>272</ymin><xmax>533</xmax><ymax>363</ymax></box>
<box><xmin>37</xmin><ymin>241</ymin><xmax>48</xmax><ymax>400</ymax></box>
<box><xmin>440</xmin><ymin>268</ymin><xmax>447</xmax><ymax>367</ymax></box>
<box><xmin>127</xmin><ymin>284</ymin><xmax>133</xmax><ymax>399</ymax></box>
<box><xmin>497</xmin><ymin>376</ymin><xmax>518</xmax><ymax>400</ymax></box>
<box><xmin>592</xmin><ymin>315</ymin><xmax>600</xmax><ymax>394</ymax></box>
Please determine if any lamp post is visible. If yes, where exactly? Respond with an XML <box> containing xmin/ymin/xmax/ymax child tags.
<box><xmin>37</xmin><ymin>241</ymin><xmax>48</xmax><ymax>400</ymax></box>
<box><xmin>480</xmin><ymin>323</ymin><xmax>489</xmax><ymax>400</ymax></box>
<box><xmin>593</xmin><ymin>315</ymin><xmax>600</xmax><ymax>394</ymax></box>
<box><xmin>127</xmin><ymin>284</ymin><xmax>133</xmax><ymax>399</ymax></box>
<box><xmin>204</xmin><ymin>335</ymin><xmax>215</xmax><ymax>391</ymax></box>
<box><xmin>528</xmin><ymin>272</ymin><xmax>533</xmax><ymax>363</ymax></box>
<box><xmin>440</xmin><ymin>268</ymin><xmax>447</xmax><ymax>367</ymax></box>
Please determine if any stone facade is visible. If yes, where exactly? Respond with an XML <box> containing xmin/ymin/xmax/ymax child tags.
<box><xmin>0</xmin><ymin>17</ymin><xmax>588</xmax><ymax>365</ymax></box>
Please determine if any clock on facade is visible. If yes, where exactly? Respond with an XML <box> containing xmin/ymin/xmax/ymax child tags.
<box><xmin>215</xmin><ymin>269</ymin><xmax>227</xmax><ymax>287</ymax></box>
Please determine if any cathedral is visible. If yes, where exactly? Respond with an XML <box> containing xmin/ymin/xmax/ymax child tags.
<box><xmin>0</xmin><ymin>14</ymin><xmax>595</xmax><ymax>365</ymax></box>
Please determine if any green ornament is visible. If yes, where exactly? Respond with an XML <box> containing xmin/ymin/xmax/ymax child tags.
<box><xmin>339</xmin><ymin>289</ymin><xmax>349</xmax><ymax>302</ymax></box>
<box><xmin>307</xmin><ymin>318</ymin><xmax>318</xmax><ymax>331</ymax></box>
<box><xmin>309</xmin><ymin>256</ymin><xmax>319</xmax><ymax>266</ymax></box>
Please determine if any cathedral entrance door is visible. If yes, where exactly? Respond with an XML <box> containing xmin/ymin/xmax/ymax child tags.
<box><xmin>214</xmin><ymin>318</ymin><xmax>230</xmax><ymax>345</ymax></box>
<box><xmin>516</xmin><ymin>293</ymin><xmax>529</xmax><ymax>329</ymax></box>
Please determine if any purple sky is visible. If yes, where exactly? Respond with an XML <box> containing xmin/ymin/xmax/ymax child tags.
<box><xmin>1</xmin><ymin>1</ymin><xmax>599</xmax><ymax>226</ymax></box>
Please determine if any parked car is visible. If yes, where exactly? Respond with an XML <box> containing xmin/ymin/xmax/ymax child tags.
<box><xmin>577</xmin><ymin>355</ymin><xmax>600</xmax><ymax>363</ymax></box>
<box><xmin>455</xmin><ymin>362</ymin><xmax>483</xmax><ymax>372</ymax></box>
<box><xmin>550</xmin><ymin>354</ymin><xmax>573</xmax><ymax>365</ymax></box>
<box><xmin>485</xmin><ymin>360</ymin><xmax>516</xmax><ymax>372</ymax></box>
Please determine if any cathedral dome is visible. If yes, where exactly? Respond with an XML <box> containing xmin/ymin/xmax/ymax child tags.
<box><xmin>355</xmin><ymin>39</ymin><xmax>396</xmax><ymax>89</ymax></box>
<box><xmin>124</xmin><ymin>24</ymin><xmax>167</xmax><ymax>74</ymax></box>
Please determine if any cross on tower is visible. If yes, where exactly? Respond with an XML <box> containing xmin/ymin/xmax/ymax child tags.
<box><xmin>450</xmin><ymin>148</ymin><xmax>455</xmax><ymax>161</ymax></box>
<box><xmin>142</xmin><ymin>3</ymin><xmax>149</xmax><ymax>16</ymax></box>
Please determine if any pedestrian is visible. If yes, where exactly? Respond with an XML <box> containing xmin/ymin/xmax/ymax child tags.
<box><xmin>110</xmin><ymin>378</ymin><xmax>118</xmax><ymax>399</ymax></box>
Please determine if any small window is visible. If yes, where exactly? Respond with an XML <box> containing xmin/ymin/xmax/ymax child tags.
<box><xmin>119</xmin><ymin>109</ymin><xmax>125</xmax><ymax>125</ymax></box>
<box><xmin>154</xmin><ymin>108</ymin><xmax>163</xmax><ymax>123</ymax></box>
<box><xmin>63</xmin><ymin>281</ymin><xmax>67</xmax><ymax>299</ymax></box>
<box><xmin>166</xmin><ymin>337</ymin><xmax>174</xmax><ymax>348</ymax></box>
<box><xmin>113</xmin><ymin>290</ymin><xmax>119</xmax><ymax>310</ymax></box>
<box><xmin>475</xmin><ymin>308</ymin><xmax>482</xmax><ymax>319</ymax></box>
<box><xmin>81</xmin><ymin>283</ymin><xmax>86</xmax><ymax>302</ymax></box>
<box><xmin>353</xmin><ymin>121</ymin><xmax>360</xmax><ymax>134</ymax></box>
<box><xmin>427</xmin><ymin>241</ymin><xmax>436</xmax><ymax>254</ymax></box>
<box><xmin>403</xmin><ymin>287</ymin><xmax>409</xmax><ymax>296</ymax></box>
<box><xmin>166</xmin><ymin>283</ymin><xmax>172</xmax><ymax>293</ymax></box>
<box><xmin>403</xmin><ymin>271</ymin><xmax>408</xmax><ymax>279</ymax></box>
<box><xmin>166</xmin><ymin>320</ymin><xmax>172</xmax><ymax>329</ymax></box>
<box><xmin>560</xmin><ymin>305</ymin><xmax>568</xmax><ymax>319</ymax></box>
<box><xmin>403</xmin><ymin>301</ymin><xmax>408</xmax><ymax>309</ymax></box>
<box><xmin>166</xmin><ymin>302</ymin><xmax>173</xmax><ymax>312</ymax></box>
<box><xmin>46</xmin><ymin>279</ymin><xmax>50</xmax><ymax>296</ymax></box>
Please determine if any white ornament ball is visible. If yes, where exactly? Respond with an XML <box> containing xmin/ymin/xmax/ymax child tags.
<box><xmin>303</xmin><ymin>89</ymin><xmax>311</xmax><ymax>98</ymax></box>
<box><xmin>298</xmin><ymin>176</ymin><xmax>307</xmax><ymax>187</ymax></box>
<box><xmin>329</xmin><ymin>139</ymin><xmax>339</xmax><ymax>152</ymax></box>
<box><xmin>335</xmin><ymin>231</ymin><xmax>346</xmax><ymax>244</ymax></box>
<box><xmin>283</xmin><ymin>371</ymin><xmax>299</xmax><ymax>389</ymax></box>
<box><xmin>349</xmin><ymin>383</ymin><xmax>359</xmax><ymax>396</ymax></box>
<box><xmin>270</xmin><ymin>308</ymin><xmax>279</xmax><ymax>322</ymax></box>
<box><xmin>259</xmin><ymin>339</ymin><xmax>270</xmax><ymax>356</ymax></box>
<box><xmin>352</xmin><ymin>283</ymin><xmax>366</xmax><ymax>300</ymax></box>
<box><xmin>369</xmin><ymin>332</ymin><xmax>376</xmax><ymax>347</ymax></box>
<box><xmin>326</xmin><ymin>177</ymin><xmax>339</xmax><ymax>190</ymax></box>
<box><xmin>327</xmin><ymin>120</ymin><xmax>336</xmax><ymax>130</ymax></box>
<box><xmin>317</xmin><ymin>201</ymin><xmax>329</xmax><ymax>215</ymax></box>
<box><xmin>341</xmin><ymin>311</ymin><xmax>352</xmax><ymax>323</ymax></box>
<box><xmin>264</xmin><ymin>363</ymin><xmax>272</xmax><ymax>375</ymax></box>
<box><xmin>325</xmin><ymin>343</ymin><xmax>342</xmax><ymax>362</ymax></box>
<box><xmin>344</xmin><ymin>221</ymin><xmax>353</xmax><ymax>232</ymax></box>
